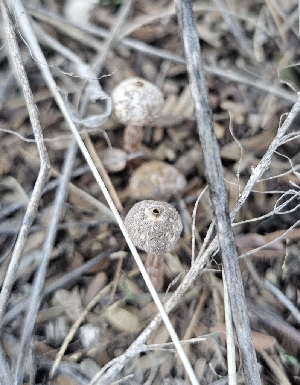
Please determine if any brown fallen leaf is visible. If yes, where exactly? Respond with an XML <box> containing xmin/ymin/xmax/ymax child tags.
<box><xmin>211</xmin><ymin>322</ymin><xmax>277</xmax><ymax>352</ymax></box>
<box><xmin>106</xmin><ymin>300</ymin><xmax>142</xmax><ymax>333</ymax></box>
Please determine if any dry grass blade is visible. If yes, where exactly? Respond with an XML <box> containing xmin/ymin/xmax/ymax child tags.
<box><xmin>0</xmin><ymin>1</ymin><xmax>50</xmax><ymax>325</ymax></box>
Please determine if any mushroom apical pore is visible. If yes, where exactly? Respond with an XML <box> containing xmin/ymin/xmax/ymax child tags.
<box><xmin>125</xmin><ymin>200</ymin><xmax>183</xmax><ymax>291</ymax></box>
<box><xmin>124</xmin><ymin>200</ymin><xmax>183</xmax><ymax>254</ymax></box>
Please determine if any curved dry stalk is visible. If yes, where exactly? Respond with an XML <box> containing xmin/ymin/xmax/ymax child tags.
<box><xmin>263</xmin><ymin>280</ymin><xmax>300</xmax><ymax>324</ymax></box>
<box><xmin>0</xmin><ymin>1</ymin><xmax>50</xmax><ymax>324</ymax></box>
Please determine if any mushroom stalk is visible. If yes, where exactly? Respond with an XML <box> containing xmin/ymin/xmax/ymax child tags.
<box><xmin>123</xmin><ymin>125</ymin><xmax>143</xmax><ymax>153</ymax></box>
<box><xmin>145</xmin><ymin>252</ymin><xmax>165</xmax><ymax>292</ymax></box>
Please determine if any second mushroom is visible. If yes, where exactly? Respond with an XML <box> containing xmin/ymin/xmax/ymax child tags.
<box><xmin>111</xmin><ymin>77</ymin><xmax>164</xmax><ymax>153</ymax></box>
<box><xmin>125</xmin><ymin>200</ymin><xmax>183</xmax><ymax>291</ymax></box>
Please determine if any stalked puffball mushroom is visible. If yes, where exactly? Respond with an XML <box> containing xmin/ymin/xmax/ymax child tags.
<box><xmin>128</xmin><ymin>160</ymin><xmax>187</xmax><ymax>201</ymax></box>
<box><xmin>124</xmin><ymin>200</ymin><xmax>183</xmax><ymax>291</ymax></box>
<box><xmin>111</xmin><ymin>78</ymin><xmax>164</xmax><ymax>153</ymax></box>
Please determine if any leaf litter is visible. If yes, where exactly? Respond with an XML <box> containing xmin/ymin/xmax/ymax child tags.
<box><xmin>0</xmin><ymin>0</ymin><xmax>300</xmax><ymax>384</ymax></box>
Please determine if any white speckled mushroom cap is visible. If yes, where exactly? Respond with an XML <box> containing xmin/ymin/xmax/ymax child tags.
<box><xmin>129</xmin><ymin>160</ymin><xmax>187</xmax><ymax>200</ymax></box>
<box><xmin>111</xmin><ymin>77</ymin><xmax>164</xmax><ymax>126</ymax></box>
<box><xmin>124</xmin><ymin>200</ymin><xmax>183</xmax><ymax>254</ymax></box>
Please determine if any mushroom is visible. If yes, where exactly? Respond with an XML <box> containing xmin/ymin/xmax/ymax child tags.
<box><xmin>124</xmin><ymin>200</ymin><xmax>183</xmax><ymax>291</ymax></box>
<box><xmin>128</xmin><ymin>160</ymin><xmax>187</xmax><ymax>201</ymax></box>
<box><xmin>111</xmin><ymin>78</ymin><xmax>164</xmax><ymax>153</ymax></box>
<box><xmin>101</xmin><ymin>147</ymin><xmax>127</xmax><ymax>173</ymax></box>
<box><xmin>64</xmin><ymin>0</ymin><xmax>98</xmax><ymax>25</ymax></box>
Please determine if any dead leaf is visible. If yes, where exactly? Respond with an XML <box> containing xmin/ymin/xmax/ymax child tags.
<box><xmin>106</xmin><ymin>300</ymin><xmax>142</xmax><ymax>333</ymax></box>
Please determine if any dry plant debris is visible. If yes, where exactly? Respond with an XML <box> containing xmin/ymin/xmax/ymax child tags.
<box><xmin>0</xmin><ymin>0</ymin><xmax>300</xmax><ymax>384</ymax></box>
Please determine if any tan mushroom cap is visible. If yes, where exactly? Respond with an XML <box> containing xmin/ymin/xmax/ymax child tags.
<box><xmin>124</xmin><ymin>200</ymin><xmax>183</xmax><ymax>254</ymax></box>
<box><xmin>129</xmin><ymin>160</ymin><xmax>187</xmax><ymax>200</ymax></box>
<box><xmin>111</xmin><ymin>77</ymin><xmax>164</xmax><ymax>126</ymax></box>
<box><xmin>101</xmin><ymin>147</ymin><xmax>127</xmax><ymax>173</ymax></box>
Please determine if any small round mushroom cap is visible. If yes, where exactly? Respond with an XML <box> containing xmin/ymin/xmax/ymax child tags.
<box><xmin>111</xmin><ymin>77</ymin><xmax>164</xmax><ymax>126</ymax></box>
<box><xmin>129</xmin><ymin>160</ymin><xmax>187</xmax><ymax>200</ymax></box>
<box><xmin>101</xmin><ymin>147</ymin><xmax>127</xmax><ymax>173</ymax></box>
<box><xmin>124</xmin><ymin>200</ymin><xmax>183</xmax><ymax>254</ymax></box>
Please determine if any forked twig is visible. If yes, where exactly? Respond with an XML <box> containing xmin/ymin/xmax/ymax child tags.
<box><xmin>0</xmin><ymin>1</ymin><xmax>50</xmax><ymax>324</ymax></box>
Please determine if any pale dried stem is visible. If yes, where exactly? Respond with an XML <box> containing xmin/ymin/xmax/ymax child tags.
<box><xmin>212</xmin><ymin>0</ymin><xmax>252</xmax><ymax>57</ymax></box>
<box><xmin>19</xmin><ymin>148</ymin><xmax>114</xmax><ymax>219</ymax></box>
<box><xmin>32</xmin><ymin>18</ymin><xmax>124</xmax><ymax>214</ymax></box>
<box><xmin>222</xmin><ymin>270</ymin><xmax>237</xmax><ymax>385</ymax></box>
<box><xmin>50</xmin><ymin>283</ymin><xmax>113</xmax><ymax>379</ymax></box>
<box><xmin>83</xmin><ymin>132</ymin><xmax>124</xmax><ymax>213</ymax></box>
<box><xmin>175</xmin><ymin>1</ymin><xmax>262</xmax><ymax>383</ymax></box>
<box><xmin>0</xmin><ymin>1</ymin><xmax>50</xmax><ymax>324</ymax></box>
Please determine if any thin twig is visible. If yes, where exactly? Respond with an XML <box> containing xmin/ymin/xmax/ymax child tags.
<box><xmin>0</xmin><ymin>341</ymin><xmax>11</xmax><ymax>385</ymax></box>
<box><xmin>1</xmin><ymin>247</ymin><xmax>117</xmax><ymax>327</ymax></box>
<box><xmin>259</xmin><ymin>350</ymin><xmax>291</xmax><ymax>385</ymax></box>
<box><xmin>0</xmin><ymin>1</ymin><xmax>51</xmax><ymax>325</ymax></box>
<box><xmin>91</xmin><ymin>0</ymin><xmax>132</xmax><ymax>76</ymax></box>
<box><xmin>174</xmin><ymin>1</ymin><xmax>261</xmax><ymax>384</ymax></box>
<box><xmin>50</xmin><ymin>283</ymin><xmax>113</xmax><ymax>379</ymax></box>
<box><xmin>212</xmin><ymin>0</ymin><xmax>252</xmax><ymax>57</ymax></box>
<box><xmin>33</xmin><ymin>8</ymin><xmax>124</xmax><ymax>214</ymax></box>
<box><xmin>14</xmin><ymin>139</ymin><xmax>77</xmax><ymax>384</ymax></box>
<box><xmin>19</xmin><ymin>148</ymin><xmax>114</xmax><ymax>219</ymax></box>
<box><xmin>263</xmin><ymin>280</ymin><xmax>300</xmax><ymax>324</ymax></box>
<box><xmin>222</xmin><ymin>270</ymin><xmax>237</xmax><ymax>385</ymax></box>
